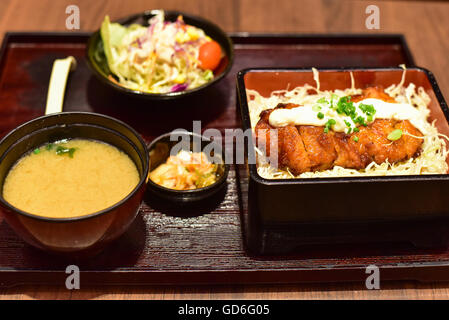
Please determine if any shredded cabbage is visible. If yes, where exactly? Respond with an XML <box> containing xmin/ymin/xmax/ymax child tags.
<box><xmin>100</xmin><ymin>11</ymin><xmax>216</xmax><ymax>93</ymax></box>
<box><xmin>247</xmin><ymin>68</ymin><xmax>449</xmax><ymax>179</ymax></box>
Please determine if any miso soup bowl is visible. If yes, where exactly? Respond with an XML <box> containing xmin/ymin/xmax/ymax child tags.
<box><xmin>0</xmin><ymin>112</ymin><xmax>149</xmax><ymax>255</ymax></box>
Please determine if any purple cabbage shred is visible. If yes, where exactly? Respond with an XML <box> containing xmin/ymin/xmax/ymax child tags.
<box><xmin>171</xmin><ymin>83</ymin><xmax>188</xmax><ymax>92</ymax></box>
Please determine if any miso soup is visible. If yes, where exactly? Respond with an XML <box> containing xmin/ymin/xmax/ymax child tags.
<box><xmin>2</xmin><ymin>139</ymin><xmax>140</xmax><ymax>218</ymax></box>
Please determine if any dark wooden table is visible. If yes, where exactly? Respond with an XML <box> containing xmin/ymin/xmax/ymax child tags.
<box><xmin>1</xmin><ymin>0</ymin><xmax>449</xmax><ymax>300</ymax></box>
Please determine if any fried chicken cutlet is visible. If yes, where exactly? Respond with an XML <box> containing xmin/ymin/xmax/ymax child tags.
<box><xmin>254</xmin><ymin>87</ymin><xmax>423</xmax><ymax>175</ymax></box>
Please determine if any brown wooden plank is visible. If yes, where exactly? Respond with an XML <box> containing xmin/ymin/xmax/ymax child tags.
<box><xmin>0</xmin><ymin>0</ymin><xmax>237</xmax><ymax>36</ymax></box>
<box><xmin>239</xmin><ymin>0</ymin><xmax>449</xmax><ymax>107</ymax></box>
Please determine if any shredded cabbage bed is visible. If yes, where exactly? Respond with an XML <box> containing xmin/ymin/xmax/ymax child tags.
<box><xmin>247</xmin><ymin>67</ymin><xmax>449</xmax><ymax>179</ymax></box>
<box><xmin>100</xmin><ymin>11</ymin><xmax>215</xmax><ymax>93</ymax></box>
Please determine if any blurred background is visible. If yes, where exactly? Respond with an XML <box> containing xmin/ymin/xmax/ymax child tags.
<box><xmin>0</xmin><ymin>0</ymin><xmax>447</xmax><ymax>97</ymax></box>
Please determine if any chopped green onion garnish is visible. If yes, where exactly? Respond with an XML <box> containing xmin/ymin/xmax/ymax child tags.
<box><xmin>317</xmin><ymin>97</ymin><xmax>327</xmax><ymax>104</ymax></box>
<box><xmin>312</xmin><ymin>105</ymin><xmax>322</xmax><ymax>112</ymax></box>
<box><xmin>317</xmin><ymin>112</ymin><xmax>324</xmax><ymax>119</ymax></box>
<box><xmin>55</xmin><ymin>146</ymin><xmax>77</xmax><ymax>158</ymax></box>
<box><xmin>359</xmin><ymin>103</ymin><xmax>376</xmax><ymax>116</ymax></box>
<box><xmin>353</xmin><ymin>136</ymin><xmax>359</xmax><ymax>142</ymax></box>
<box><xmin>46</xmin><ymin>143</ymin><xmax>54</xmax><ymax>150</ymax></box>
<box><xmin>33</xmin><ymin>148</ymin><xmax>40</xmax><ymax>154</ymax></box>
<box><xmin>68</xmin><ymin>148</ymin><xmax>76</xmax><ymax>158</ymax></box>
<box><xmin>354</xmin><ymin>115</ymin><xmax>367</xmax><ymax>126</ymax></box>
<box><xmin>333</xmin><ymin>96</ymin><xmax>376</xmax><ymax>128</ymax></box>
<box><xmin>353</xmin><ymin>127</ymin><xmax>360</xmax><ymax>133</ymax></box>
<box><xmin>55</xmin><ymin>146</ymin><xmax>64</xmax><ymax>155</ymax></box>
<box><xmin>323</xmin><ymin>119</ymin><xmax>336</xmax><ymax>134</ymax></box>
<box><xmin>336</xmin><ymin>96</ymin><xmax>355</xmax><ymax>117</ymax></box>
<box><xmin>387</xmin><ymin>129</ymin><xmax>403</xmax><ymax>141</ymax></box>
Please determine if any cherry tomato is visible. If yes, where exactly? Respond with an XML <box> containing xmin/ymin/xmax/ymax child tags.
<box><xmin>198</xmin><ymin>41</ymin><xmax>222</xmax><ymax>70</ymax></box>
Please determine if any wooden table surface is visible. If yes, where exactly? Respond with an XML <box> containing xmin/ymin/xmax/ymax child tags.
<box><xmin>1</xmin><ymin>0</ymin><xmax>449</xmax><ymax>300</ymax></box>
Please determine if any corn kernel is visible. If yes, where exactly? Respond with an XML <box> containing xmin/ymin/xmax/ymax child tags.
<box><xmin>187</xmin><ymin>27</ymin><xmax>199</xmax><ymax>41</ymax></box>
<box><xmin>175</xmin><ymin>31</ymin><xmax>189</xmax><ymax>43</ymax></box>
<box><xmin>174</xmin><ymin>74</ymin><xmax>186</xmax><ymax>84</ymax></box>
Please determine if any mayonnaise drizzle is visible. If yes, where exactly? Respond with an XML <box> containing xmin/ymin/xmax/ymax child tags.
<box><xmin>268</xmin><ymin>98</ymin><xmax>428</xmax><ymax>135</ymax></box>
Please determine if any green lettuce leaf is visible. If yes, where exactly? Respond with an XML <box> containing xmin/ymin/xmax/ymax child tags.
<box><xmin>100</xmin><ymin>15</ymin><xmax>128</xmax><ymax>76</ymax></box>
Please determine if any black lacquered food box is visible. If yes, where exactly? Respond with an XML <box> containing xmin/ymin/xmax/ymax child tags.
<box><xmin>237</xmin><ymin>67</ymin><xmax>449</xmax><ymax>254</ymax></box>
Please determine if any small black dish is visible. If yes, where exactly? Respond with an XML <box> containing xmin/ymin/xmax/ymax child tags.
<box><xmin>146</xmin><ymin>131</ymin><xmax>229</xmax><ymax>203</ymax></box>
<box><xmin>86</xmin><ymin>9</ymin><xmax>234</xmax><ymax>100</ymax></box>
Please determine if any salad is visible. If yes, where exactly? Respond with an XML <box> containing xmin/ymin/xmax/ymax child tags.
<box><xmin>100</xmin><ymin>11</ymin><xmax>223</xmax><ymax>94</ymax></box>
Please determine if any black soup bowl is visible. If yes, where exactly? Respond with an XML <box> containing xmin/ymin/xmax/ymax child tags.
<box><xmin>0</xmin><ymin>112</ymin><xmax>149</xmax><ymax>255</ymax></box>
<box><xmin>86</xmin><ymin>9</ymin><xmax>234</xmax><ymax>100</ymax></box>
<box><xmin>147</xmin><ymin>131</ymin><xmax>229</xmax><ymax>203</ymax></box>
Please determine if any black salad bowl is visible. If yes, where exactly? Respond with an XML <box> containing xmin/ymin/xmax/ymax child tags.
<box><xmin>86</xmin><ymin>9</ymin><xmax>234</xmax><ymax>100</ymax></box>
